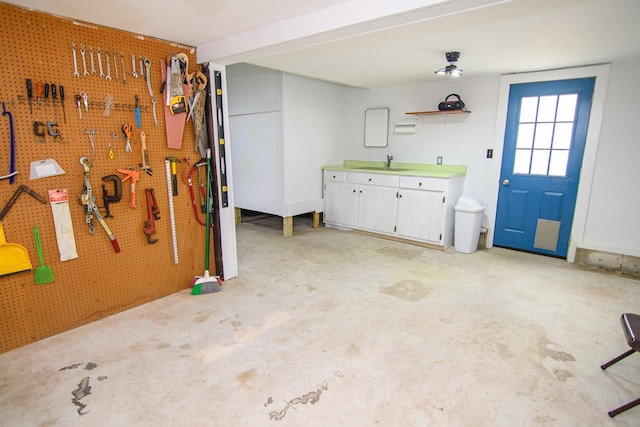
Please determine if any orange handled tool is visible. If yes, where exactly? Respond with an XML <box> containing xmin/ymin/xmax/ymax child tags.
<box><xmin>117</xmin><ymin>168</ymin><xmax>140</xmax><ymax>208</ymax></box>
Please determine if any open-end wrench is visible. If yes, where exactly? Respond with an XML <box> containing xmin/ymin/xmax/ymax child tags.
<box><xmin>105</xmin><ymin>50</ymin><xmax>112</xmax><ymax>81</ymax></box>
<box><xmin>139</xmin><ymin>56</ymin><xmax>145</xmax><ymax>78</ymax></box>
<box><xmin>80</xmin><ymin>44</ymin><xmax>89</xmax><ymax>76</ymax></box>
<box><xmin>72</xmin><ymin>43</ymin><xmax>79</xmax><ymax>77</ymax></box>
<box><xmin>131</xmin><ymin>55</ymin><xmax>138</xmax><ymax>78</ymax></box>
<box><xmin>121</xmin><ymin>52</ymin><xmax>126</xmax><ymax>84</ymax></box>
<box><xmin>113</xmin><ymin>50</ymin><xmax>118</xmax><ymax>82</ymax></box>
<box><xmin>97</xmin><ymin>48</ymin><xmax>105</xmax><ymax>78</ymax></box>
<box><xmin>144</xmin><ymin>59</ymin><xmax>159</xmax><ymax>127</ymax></box>
<box><xmin>89</xmin><ymin>46</ymin><xmax>96</xmax><ymax>74</ymax></box>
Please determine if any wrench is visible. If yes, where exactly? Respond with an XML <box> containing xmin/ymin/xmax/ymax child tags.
<box><xmin>80</xmin><ymin>44</ymin><xmax>89</xmax><ymax>76</ymax></box>
<box><xmin>89</xmin><ymin>46</ymin><xmax>96</xmax><ymax>74</ymax></box>
<box><xmin>72</xmin><ymin>43</ymin><xmax>79</xmax><ymax>77</ymax></box>
<box><xmin>139</xmin><ymin>56</ymin><xmax>145</xmax><ymax>78</ymax></box>
<box><xmin>113</xmin><ymin>51</ymin><xmax>118</xmax><ymax>82</ymax></box>
<box><xmin>97</xmin><ymin>48</ymin><xmax>105</xmax><ymax>78</ymax></box>
<box><xmin>144</xmin><ymin>59</ymin><xmax>159</xmax><ymax>127</ymax></box>
<box><xmin>131</xmin><ymin>55</ymin><xmax>138</xmax><ymax>78</ymax></box>
<box><xmin>121</xmin><ymin>52</ymin><xmax>126</xmax><ymax>84</ymax></box>
<box><xmin>105</xmin><ymin>50</ymin><xmax>112</xmax><ymax>81</ymax></box>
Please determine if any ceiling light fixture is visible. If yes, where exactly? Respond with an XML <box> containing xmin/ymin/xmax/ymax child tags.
<box><xmin>435</xmin><ymin>51</ymin><xmax>463</xmax><ymax>77</ymax></box>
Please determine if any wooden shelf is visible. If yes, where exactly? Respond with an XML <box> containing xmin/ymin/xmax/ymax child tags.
<box><xmin>406</xmin><ymin>110</ymin><xmax>471</xmax><ymax>116</ymax></box>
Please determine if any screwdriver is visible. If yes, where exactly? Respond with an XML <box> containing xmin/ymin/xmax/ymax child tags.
<box><xmin>44</xmin><ymin>83</ymin><xmax>50</xmax><ymax>111</ymax></box>
<box><xmin>75</xmin><ymin>94</ymin><xmax>82</xmax><ymax>120</ymax></box>
<box><xmin>35</xmin><ymin>81</ymin><xmax>43</xmax><ymax>108</ymax></box>
<box><xmin>59</xmin><ymin>85</ymin><xmax>66</xmax><ymax>123</ymax></box>
<box><xmin>26</xmin><ymin>79</ymin><xmax>33</xmax><ymax>114</ymax></box>
<box><xmin>51</xmin><ymin>84</ymin><xmax>59</xmax><ymax>122</ymax></box>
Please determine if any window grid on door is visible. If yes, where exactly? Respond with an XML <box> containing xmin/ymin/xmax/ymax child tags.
<box><xmin>513</xmin><ymin>94</ymin><xmax>578</xmax><ymax>176</ymax></box>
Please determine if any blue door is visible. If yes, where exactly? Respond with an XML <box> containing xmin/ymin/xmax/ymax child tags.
<box><xmin>494</xmin><ymin>78</ymin><xmax>595</xmax><ymax>257</ymax></box>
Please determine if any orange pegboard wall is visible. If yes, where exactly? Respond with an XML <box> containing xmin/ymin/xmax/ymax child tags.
<box><xmin>0</xmin><ymin>3</ymin><xmax>213</xmax><ymax>353</ymax></box>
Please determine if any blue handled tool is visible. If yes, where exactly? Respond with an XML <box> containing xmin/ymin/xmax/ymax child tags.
<box><xmin>134</xmin><ymin>95</ymin><xmax>141</xmax><ymax>128</ymax></box>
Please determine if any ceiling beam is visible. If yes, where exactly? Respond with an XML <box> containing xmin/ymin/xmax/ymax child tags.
<box><xmin>196</xmin><ymin>0</ymin><xmax>511</xmax><ymax>65</ymax></box>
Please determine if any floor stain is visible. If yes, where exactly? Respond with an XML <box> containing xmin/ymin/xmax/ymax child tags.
<box><xmin>377</xmin><ymin>246</ymin><xmax>423</xmax><ymax>260</ymax></box>
<box><xmin>59</xmin><ymin>363</ymin><xmax>83</xmax><ymax>371</ymax></box>
<box><xmin>544</xmin><ymin>348</ymin><xmax>575</xmax><ymax>362</ymax></box>
<box><xmin>264</xmin><ymin>396</ymin><xmax>273</xmax><ymax>407</ymax></box>
<box><xmin>379</xmin><ymin>280</ymin><xmax>431</xmax><ymax>302</ymax></box>
<box><xmin>306</xmin><ymin>283</ymin><xmax>317</xmax><ymax>292</ymax></box>
<box><xmin>237</xmin><ymin>368</ymin><xmax>257</xmax><ymax>389</ymax></box>
<box><xmin>268</xmin><ymin>371</ymin><xmax>343</xmax><ymax>421</ymax></box>
<box><xmin>156</xmin><ymin>342</ymin><xmax>171</xmax><ymax>350</ymax></box>
<box><xmin>193</xmin><ymin>314</ymin><xmax>211</xmax><ymax>324</ymax></box>
<box><xmin>179</xmin><ymin>343</ymin><xmax>192</xmax><ymax>350</ymax></box>
<box><xmin>71</xmin><ymin>376</ymin><xmax>91</xmax><ymax>415</ymax></box>
<box><xmin>552</xmin><ymin>369</ymin><xmax>573</xmax><ymax>382</ymax></box>
<box><xmin>84</xmin><ymin>362</ymin><xmax>97</xmax><ymax>370</ymax></box>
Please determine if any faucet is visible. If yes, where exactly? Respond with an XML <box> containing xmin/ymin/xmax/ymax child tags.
<box><xmin>386</xmin><ymin>154</ymin><xmax>393</xmax><ymax>169</ymax></box>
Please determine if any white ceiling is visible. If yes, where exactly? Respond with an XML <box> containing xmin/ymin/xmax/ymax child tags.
<box><xmin>5</xmin><ymin>0</ymin><xmax>640</xmax><ymax>88</ymax></box>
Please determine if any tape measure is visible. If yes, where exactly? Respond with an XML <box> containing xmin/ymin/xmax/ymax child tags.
<box><xmin>165</xmin><ymin>159</ymin><xmax>179</xmax><ymax>264</ymax></box>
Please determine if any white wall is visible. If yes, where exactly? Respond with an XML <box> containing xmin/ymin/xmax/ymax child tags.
<box><xmin>579</xmin><ymin>59</ymin><xmax>640</xmax><ymax>256</ymax></box>
<box><xmin>341</xmin><ymin>75</ymin><xmax>501</xmax><ymax>209</ymax></box>
<box><xmin>282</xmin><ymin>73</ymin><xmax>345</xmax><ymax>212</ymax></box>
<box><xmin>337</xmin><ymin>60</ymin><xmax>640</xmax><ymax>258</ymax></box>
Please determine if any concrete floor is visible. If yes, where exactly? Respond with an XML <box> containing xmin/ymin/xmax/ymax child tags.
<box><xmin>1</xmin><ymin>214</ymin><xmax>639</xmax><ymax>426</ymax></box>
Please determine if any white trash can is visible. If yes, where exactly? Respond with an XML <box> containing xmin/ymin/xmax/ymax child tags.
<box><xmin>454</xmin><ymin>196</ymin><xmax>485</xmax><ymax>254</ymax></box>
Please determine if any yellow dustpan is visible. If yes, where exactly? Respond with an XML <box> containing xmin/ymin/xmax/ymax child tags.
<box><xmin>0</xmin><ymin>223</ymin><xmax>32</xmax><ymax>276</ymax></box>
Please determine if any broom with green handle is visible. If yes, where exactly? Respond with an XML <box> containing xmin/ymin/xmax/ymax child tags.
<box><xmin>33</xmin><ymin>225</ymin><xmax>54</xmax><ymax>284</ymax></box>
<box><xmin>191</xmin><ymin>149</ymin><xmax>221</xmax><ymax>295</ymax></box>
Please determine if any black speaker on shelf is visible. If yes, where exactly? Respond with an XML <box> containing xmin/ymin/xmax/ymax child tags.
<box><xmin>438</xmin><ymin>93</ymin><xmax>465</xmax><ymax>111</ymax></box>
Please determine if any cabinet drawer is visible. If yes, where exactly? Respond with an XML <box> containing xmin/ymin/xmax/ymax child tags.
<box><xmin>347</xmin><ymin>172</ymin><xmax>399</xmax><ymax>188</ymax></box>
<box><xmin>324</xmin><ymin>170</ymin><xmax>346</xmax><ymax>182</ymax></box>
<box><xmin>399</xmin><ymin>176</ymin><xmax>446</xmax><ymax>192</ymax></box>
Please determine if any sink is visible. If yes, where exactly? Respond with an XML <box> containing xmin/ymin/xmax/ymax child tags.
<box><xmin>355</xmin><ymin>166</ymin><xmax>413</xmax><ymax>172</ymax></box>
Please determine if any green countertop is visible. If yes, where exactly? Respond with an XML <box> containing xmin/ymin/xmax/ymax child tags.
<box><xmin>322</xmin><ymin>160</ymin><xmax>467</xmax><ymax>178</ymax></box>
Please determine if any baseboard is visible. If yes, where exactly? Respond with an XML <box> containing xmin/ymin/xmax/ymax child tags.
<box><xmin>574</xmin><ymin>248</ymin><xmax>640</xmax><ymax>277</ymax></box>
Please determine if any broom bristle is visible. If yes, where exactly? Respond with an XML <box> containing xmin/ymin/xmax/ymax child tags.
<box><xmin>35</xmin><ymin>265</ymin><xmax>55</xmax><ymax>285</ymax></box>
<box><xmin>191</xmin><ymin>271</ymin><xmax>221</xmax><ymax>295</ymax></box>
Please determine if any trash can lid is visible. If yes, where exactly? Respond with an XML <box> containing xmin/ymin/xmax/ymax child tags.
<box><xmin>455</xmin><ymin>196</ymin><xmax>485</xmax><ymax>212</ymax></box>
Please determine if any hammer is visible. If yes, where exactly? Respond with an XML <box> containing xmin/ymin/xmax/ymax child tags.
<box><xmin>166</xmin><ymin>157</ymin><xmax>181</xmax><ymax>196</ymax></box>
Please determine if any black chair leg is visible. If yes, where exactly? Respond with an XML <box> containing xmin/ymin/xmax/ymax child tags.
<box><xmin>609</xmin><ymin>397</ymin><xmax>640</xmax><ymax>417</ymax></box>
<box><xmin>601</xmin><ymin>349</ymin><xmax>636</xmax><ymax>370</ymax></box>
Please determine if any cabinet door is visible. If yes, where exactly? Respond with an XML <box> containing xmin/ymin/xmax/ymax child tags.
<box><xmin>324</xmin><ymin>181</ymin><xmax>358</xmax><ymax>227</ymax></box>
<box><xmin>357</xmin><ymin>186</ymin><xmax>398</xmax><ymax>234</ymax></box>
<box><xmin>396</xmin><ymin>189</ymin><xmax>444</xmax><ymax>244</ymax></box>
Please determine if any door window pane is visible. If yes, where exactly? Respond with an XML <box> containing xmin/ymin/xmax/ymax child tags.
<box><xmin>531</xmin><ymin>149</ymin><xmax>550</xmax><ymax>175</ymax></box>
<box><xmin>557</xmin><ymin>94</ymin><xmax>578</xmax><ymax>122</ymax></box>
<box><xmin>516</xmin><ymin>123</ymin><xmax>535</xmax><ymax>148</ymax></box>
<box><xmin>549</xmin><ymin>150</ymin><xmax>569</xmax><ymax>176</ymax></box>
<box><xmin>537</xmin><ymin>96</ymin><xmax>558</xmax><ymax>122</ymax></box>
<box><xmin>552</xmin><ymin>123</ymin><xmax>573</xmax><ymax>149</ymax></box>
<box><xmin>520</xmin><ymin>97</ymin><xmax>539</xmax><ymax>122</ymax></box>
<box><xmin>533</xmin><ymin>123</ymin><xmax>554</xmax><ymax>149</ymax></box>
<box><xmin>514</xmin><ymin>149</ymin><xmax>532</xmax><ymax>174</ymax></box>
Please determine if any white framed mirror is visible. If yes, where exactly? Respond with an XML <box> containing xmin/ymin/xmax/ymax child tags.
<box><xmin>364</xmin><ymin>108</ymin><xmax>389</xmax><ymax>147</ymax></box>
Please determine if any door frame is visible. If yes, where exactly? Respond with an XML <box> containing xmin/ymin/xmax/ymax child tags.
<box><xmin>487</xmin><ymin>64</ymin><xmax>611</xmax><ymax>262</ymax></box>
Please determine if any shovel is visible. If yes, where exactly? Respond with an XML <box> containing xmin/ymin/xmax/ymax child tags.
<box><xmin>0</xmin><ymin>223</ymin><xmax>32</xmax><ymax>276</ymax></box>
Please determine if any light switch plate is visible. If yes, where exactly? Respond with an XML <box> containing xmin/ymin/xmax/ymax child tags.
<box><xmin>437</xmin><ymin>156</ymin><xmax>443</xmax><ymax>165</ymax></box>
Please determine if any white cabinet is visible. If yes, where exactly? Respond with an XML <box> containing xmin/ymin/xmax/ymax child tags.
<box><xmin>397</xmin><ymin>189</ymin><xmax>444</xmax><ymax>244</ymax></box>
<box><xmin>323</xmin><ymin>172</ymin><xmax>358</xmax><ymax>227</ymax></box>
<box><xmin>347</xmin><ymin>172</ymin><xmax>398</xmax><ymax>234</ymax></box>
<box><xmin>323</xmin><ymin>170</ymin><xmax>464</xmax><ymax>249</ymax></box>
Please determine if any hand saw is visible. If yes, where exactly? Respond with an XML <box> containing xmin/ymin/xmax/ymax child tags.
<box><xmin>168</xmin><ymin>54</ymin><xmax>187</xmax><ymax>115</ymax></box>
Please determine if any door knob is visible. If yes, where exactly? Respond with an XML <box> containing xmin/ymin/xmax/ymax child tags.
<box><xmin>502</xmin><ymin>179</ymin><xmax>510</xmax><ymax>186</ymax></box>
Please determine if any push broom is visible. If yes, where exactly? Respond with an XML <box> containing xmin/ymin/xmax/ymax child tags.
<box><xmin>191</xmin><ymin>148</ymin><xmax>221</xmax><ymax>295</ymax></box>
